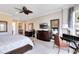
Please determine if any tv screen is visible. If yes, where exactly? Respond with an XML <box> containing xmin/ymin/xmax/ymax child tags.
<box><xmin>40</xmin><ymin>23</ymin><xmax>48</xmax><ymax>29</ymax></box>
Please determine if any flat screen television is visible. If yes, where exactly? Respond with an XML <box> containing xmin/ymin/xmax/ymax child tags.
<box><xmin>40</xmin><ymin>23</ymin><xmax>48</xmax><ymax>29</ymax></box>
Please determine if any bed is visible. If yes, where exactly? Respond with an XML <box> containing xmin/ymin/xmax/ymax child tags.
<box><xmin>0</xmin><ymin>34</ymin><xmax>34</xmax><ymax>54</ymax></box>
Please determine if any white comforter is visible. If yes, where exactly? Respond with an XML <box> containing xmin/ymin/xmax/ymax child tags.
<box><xmin>0</xmin><ymin>34</ymin><xmax>34</xmax><ymax>54</ymax></box>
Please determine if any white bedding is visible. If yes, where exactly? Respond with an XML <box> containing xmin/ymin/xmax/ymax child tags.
<box><xmin>0</xmin><ymin>34</ymin><xmax>34</xmax><ymax>54</ymax></box>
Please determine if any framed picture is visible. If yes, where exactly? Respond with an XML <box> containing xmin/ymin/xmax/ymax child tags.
<box><xmin>50</xmin><ymin>19</ymin><xmax>59</xmax><ymax>35</ymax></box>
<box><xmin>40</xmin><ymin>23</ymin><xmax>48</xmax><ymax>29</ymax></box>
<box><xmin>51</xmin><ymin>19</ymin><xmax>59</xmax><ymax>28</ymax></box>
<box><xmin>0</xmin><ymin>21</ymin><xmax>7</xmax><ymax>32</ymax></box>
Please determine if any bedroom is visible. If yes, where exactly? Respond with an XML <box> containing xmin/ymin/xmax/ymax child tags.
<box><xmin>0</xmin><ymin>4</ymin><xmax>79</xmax><ymax>54</ymax></box>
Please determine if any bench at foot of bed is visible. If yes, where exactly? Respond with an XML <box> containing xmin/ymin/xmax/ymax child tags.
<box><xmin>5</xmin><ymin>44</ymin><xmax>32</xmax><ymax>54</ymax></box>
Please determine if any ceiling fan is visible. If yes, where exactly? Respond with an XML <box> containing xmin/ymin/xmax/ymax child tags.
<box><xmin>15</xmin><ymin>6</ymin><xmax>33</xmax><ymax>15</ymax></box>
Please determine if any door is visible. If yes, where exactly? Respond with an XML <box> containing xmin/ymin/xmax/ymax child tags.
<box><xmin>12</xmin><ymin>22</ymin><xmax>16</xmax><ymax>35</ymax></box>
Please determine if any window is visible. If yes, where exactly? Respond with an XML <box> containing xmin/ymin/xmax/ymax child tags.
<box><xmin>0</xmin><ymin>21</ymin><xmax>7</xmax><ymax>32</ymax></box>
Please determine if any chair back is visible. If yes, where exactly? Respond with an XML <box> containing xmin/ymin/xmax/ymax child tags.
<box><xmin>54</xmin><ymin>35</ymin><xmax>62</xmax><ymax>47</ymax></box>
<box><xmin>54</xmin><ymin>35</ymin><xmax>69</xmax><ymax>53</ymax></box>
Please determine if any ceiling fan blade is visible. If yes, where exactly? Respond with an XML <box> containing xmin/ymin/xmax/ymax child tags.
<box><xmin>28</xmin><ymin>10</ymin><xmax>33</xmax><ymax>13</ymax></box>
<box><xmin>15</xmin><ymin>8</ymin><xmax>22</xmax><ymax>10</ymax></box>
<box><xmin>19</xmin><ymin>11</ymin><xmax>23</xmax><ymax>13</ymax></box>
<box><xmin>30</xmin><ymin>11</ymin><xmax>33</xmax><ymax>13</ymax></box>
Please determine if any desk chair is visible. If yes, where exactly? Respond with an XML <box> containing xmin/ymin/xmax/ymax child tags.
<box><xmin>53</xmin><ymin>35</ymin><xmax>69</xmax><ymax>54</ymax></box>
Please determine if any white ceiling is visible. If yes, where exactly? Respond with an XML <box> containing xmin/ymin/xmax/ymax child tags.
<box><xmin>0</xmin><ymin>4</ymin><xmax>74</xmax><ymax>20</ymax></box>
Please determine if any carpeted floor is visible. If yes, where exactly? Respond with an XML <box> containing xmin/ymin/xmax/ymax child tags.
<box><xmin>24</xmin><ymin>37</ymin><xmax>74</xmax><ymax>54</ymax></box>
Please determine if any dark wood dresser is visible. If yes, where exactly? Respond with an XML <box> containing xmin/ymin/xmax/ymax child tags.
<box><xmin>37</xmin><ymin>30</ymin><xmax>51</xmax><ymax>42</ymax></box>
<box><xmin>25</xmin><ymin>31</ymin><xmax>33</xmax><ymax>37</ymax></box>
<box><xmin>25</xmin><ymin>29</ymin><xmax>35</xmax><ymax>37</ymax></box>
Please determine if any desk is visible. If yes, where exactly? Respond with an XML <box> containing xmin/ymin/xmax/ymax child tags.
<box><xmin>62</xmin><ymin>34</ymin><xmax>79</xmax><ymax>54</ymax></box>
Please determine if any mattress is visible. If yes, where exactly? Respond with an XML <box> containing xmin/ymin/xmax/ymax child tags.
<box><xmin>0</xmin><ymin>34</ymin><xmax>34</xmax><ymax>54</ymax></box>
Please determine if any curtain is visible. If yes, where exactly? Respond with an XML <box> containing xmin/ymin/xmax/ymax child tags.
<box><xmin>68</xmin><ymin>7</ymin><xmax>74</xmax><ymax>34</ymax></box>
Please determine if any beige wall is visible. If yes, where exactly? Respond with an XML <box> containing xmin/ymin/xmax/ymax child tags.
<box><xmin>1</xmin><ymin>5</ymin><xmax>78</xmax><ymax>36</ymax></box>
<box><xmin>0</xmin><ymin>8</ymin><xmax>70</xmax><ymax>36</ymax></box>
<box><xmin>26</xmin><ymin>8</ymin><xmax>69</xmax><ymax>36</ymax></box>
<box><xmin>0</xmin><ymin>12</ymin><xmax>26</xmax><ymax>35</ymax></box>
<box><xmin>0</xmin><ymin>12</ymin><xmax>13</xmax><ymax>35</ymax></box>
<box><xmin>25</xmin><ymin>5</ymin><xmax>79</xmax><ymax>36</ymax></box>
